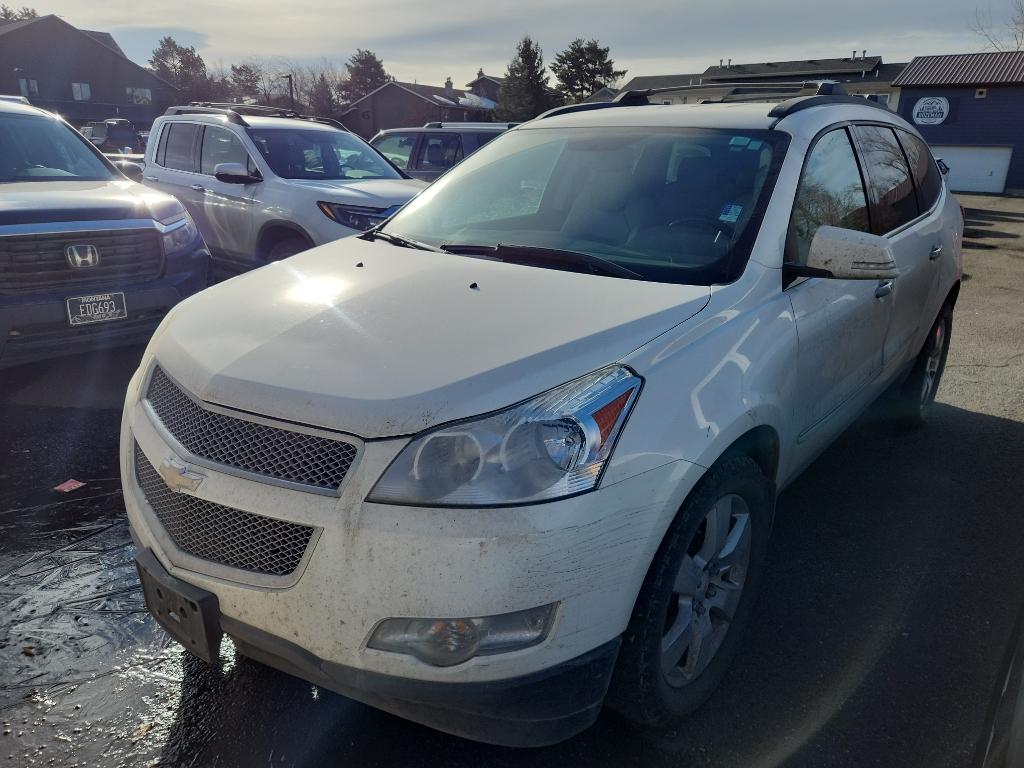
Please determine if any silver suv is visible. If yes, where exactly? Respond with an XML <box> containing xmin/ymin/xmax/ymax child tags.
<box><xmin>143</xmin><ymin>105</ymin><xmax>426</xmax><ymax>280</ymax></box>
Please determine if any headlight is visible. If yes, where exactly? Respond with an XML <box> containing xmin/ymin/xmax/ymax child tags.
<box><xmin>318</xmin><ymin>201</ymin><xmax>395</xmax><ymax>231</ymax></box>
<box><xmin>367</xmin><ymin>365</ymin><xmax>641</xmax><ymax>506</ymax></box>
<box><xmin>160</xmin><ymin>211</ymin><xmax>199</xmax><ymax>255</ymax></box>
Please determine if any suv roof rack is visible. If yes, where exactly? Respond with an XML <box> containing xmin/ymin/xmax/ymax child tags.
<box><xmin>421</xmin><ymin>121</ymin><xmax>518</xmax><ymax>129</ymax></box>
<box><xmin>163</xmin><ymin>103</ymin><xmax>348</xmax><ymax>131</ymax></box>
<box><xmin>533</xmin><ymin>80</ymin><xmax>889</xmax><ymax>122</ymax></box>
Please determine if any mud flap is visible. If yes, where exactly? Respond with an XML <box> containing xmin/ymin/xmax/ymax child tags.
<box><xmin>135</xmin><ymin>547</ymin><xmax>223</xmax><ymax>664</ymax></box>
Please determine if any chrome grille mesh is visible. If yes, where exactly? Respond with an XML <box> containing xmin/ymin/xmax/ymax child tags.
<box><xmin>145</xmin><ymin>366</ymin><xmax>357</xmax><ymax>491</ymax></box>
<box><xmin>134</xmin><ymin>444</ymin><xmax>314</xmax><ymax>576</ymax></box>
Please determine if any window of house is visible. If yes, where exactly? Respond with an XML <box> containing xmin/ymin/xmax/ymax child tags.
<box><xmin>853</xmin><ymin>125</ymin><xmax>919</xmax><ymax>234</ymax></box>
<box><xmin>160</xmin><ymin>122</ymin><xmax>200</xmax><ymax>171</ymax></box>
<box><xmin>17</xmin><ymin>78</ymin><xmax>38</xmax><ymax>98</ymax></box>
<box><xmin>72</xmin><ymin>83</ymin><xmax>91</xmax><ymax>101</ymax></box>
<box><xmin>897</xmin><ymin>130</ymin><xmax>942</xmax><ymax>213</ymax></box>
<box><xmin>200</xmin><ymin>125</ymin><xmax>253</xmax><ymax>175</ymax></box>
<box><xmin>788</xmin><ymin>128</ymin><xmax>870</xmax><ymax>266</ymax></box>
<box><xmin>126</xmin><ymin>87</ymin><xmax>153</xmax><ymax>105</ymax></box>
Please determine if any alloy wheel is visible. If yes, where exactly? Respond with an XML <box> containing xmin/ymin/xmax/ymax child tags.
<box><xmin>661</xmin><ymin>494</ymin><xmax>752</xmax><ymax>687</ymax></box>
<box><xmin>920</xmin><ymin>319</ymin><xmax>946</xmax><ymax>409</ymax></box>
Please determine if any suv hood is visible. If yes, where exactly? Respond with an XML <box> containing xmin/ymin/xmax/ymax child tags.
<box><xmin>287</xmin><ymin>178</ymin><xmax>427</xmax><ymax>208</ymax></box>
<box><xmin>0</xmin><ymin>179</ymin><xmax>174</xmax><ymax>225</ymax></box>
<box><xmin>152</xmin><ymin>239</ymin><xmax>710</xmax><ymax>438</ymax></box>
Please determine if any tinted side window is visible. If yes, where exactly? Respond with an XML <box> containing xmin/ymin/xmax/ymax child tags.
<box><xmin>372</xmin><ymin>133</ymin><xmax>416</xmax><ymax>169</ymax></box>
<box><xmin>155</xmin><ymin>124</ymin><xmax>170</xmax><ymax>165</ymax></box>
<box><xmin>200</xmin><ymin>125</ymin><xmax>250</xmax><ymax>175</ymax></box>
<box><xmin>897</xmin><ymin>130</ymin><xmax>942</xmax><ymax>213</ymax></box>
<box><xmin>788</xmin><ymin>128</ymin><xmax>870</xmax><ymax>265</ymax></box>
<box><xmin>162</xmin><ymin>123</ymin><xmax>199</xmax><ymax>172</ymax></box>
<box><xmin>418</xmin><ymin>134</ymin><xmax>463</xmax><ymax>171</ymax></box>
<box><xmin>475</xmin><ymin>132</ymin><xmax>501</xmax><ymax>149</ymax></box>
<box><xmin>854</xmin><ymin>125</ymin><xmax>918</xmax><ymax>234</ymax></box>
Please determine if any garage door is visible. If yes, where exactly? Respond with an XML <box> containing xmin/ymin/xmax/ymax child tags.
<box><xmin>931</xmin><ymin>145</ymin><xmax>1012</xmax><ymax>194</ymax></box>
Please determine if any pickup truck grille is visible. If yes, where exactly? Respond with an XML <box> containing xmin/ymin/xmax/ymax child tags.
<box><xmin>145</xmin><ymin>366</ymin><xmax>359</xmax><ymax>492</ymax></box>
<box><xmin>134</xmin><ymin>444</ymin><xmax>315</xmax><ymax>577</ymax></box>
<box><xmin>0</xmin><ymin>228</ymin><xmax>162</xmax><ymax>291</ymax></box>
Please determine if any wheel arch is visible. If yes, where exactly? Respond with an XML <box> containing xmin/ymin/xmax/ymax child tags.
<box><xmin>256</xmin><ymin>220</ymin><xmax>314</xmax><ymax>260</ymax></box>
<box><xmin>943</xmin><ymin>280</ymin><xmax>961</xmax><ymax>311</ymax></box>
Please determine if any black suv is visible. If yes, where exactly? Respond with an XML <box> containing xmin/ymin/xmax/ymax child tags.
<box><xmin>0</xmin><ymin>101</ymin><xmax>209</xmax><ymax>368</ymax></box>
<box><xmin>370</xmin><ymin>122</ymin><xmax>515</xmax><ymax>182</ymax></box>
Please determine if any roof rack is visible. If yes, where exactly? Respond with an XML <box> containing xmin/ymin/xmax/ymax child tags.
<box><xmin>422</xmin><ymin>121</ymin><xmax>518</xmax><ymax>129</ymax></box>
<box><xmin>533</xmin><ymin>80</ymin><xmax>888</xmax><ymax>122</ymax></box>
<box><xmin>163</xmin><ymin>103</ymin><xmax>348</xmax><ymax>131</ymax></box>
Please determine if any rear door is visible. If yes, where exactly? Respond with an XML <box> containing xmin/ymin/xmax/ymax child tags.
<box><xmin>787</xmin><ymin>127</ymin><xmax>893</xmax><ymax>447</ymax></box>
<box><xmin>145</xmin><ymin>121</ymin><xmax>205</xmax><ymax>229</ymax></box>
<box><xmin>412</xmin><ymin>132</ymin><xmax>464</xmax><ymax>182</ymax></box>
<box><xmin>851</xmin><ymin>124</ymin><xmax>936</xmax><ymax>372</ymax></box>
<box><xmin>370</xmin><ymin>132</ymin><xmax>419</xmax><ymax>175</ymax></box>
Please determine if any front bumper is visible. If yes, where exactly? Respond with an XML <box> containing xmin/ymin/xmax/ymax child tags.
<box><xmin>0</xmin><ymin>248</ymin><xmax>208</xmax><ymax>368</ymax></box>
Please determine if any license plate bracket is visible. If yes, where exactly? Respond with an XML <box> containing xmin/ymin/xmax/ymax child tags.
<box><xmin>135</xmin><ymin>548</ymin><xmax>223</xmax><ymax>664</ymax></box>
<box><xmin>66</xmin><ymin>292</ymin><xmax>127</xmax><ymax>326</ymax></box>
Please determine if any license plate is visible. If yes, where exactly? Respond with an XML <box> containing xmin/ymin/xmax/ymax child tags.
<box><xmin>135</xmin><ymin>548</ymin><xmax>223</xmax><ymax>664</ymax></box>
<box><xmin>66</xmin><ymin>292</ymin><xmax>127</xmax><ymax>326</ymax></box>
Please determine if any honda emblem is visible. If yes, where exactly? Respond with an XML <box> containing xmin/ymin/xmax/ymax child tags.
<box><xmin>65</xmin><ymin>244</ymin><xmax>100</xmax><ymax>268</ymax></box>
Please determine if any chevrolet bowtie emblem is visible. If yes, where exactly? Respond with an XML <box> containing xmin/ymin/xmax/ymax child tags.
<box><xmin>158</xmin><ymin>455</ymin><xmax>206</xmax><ymax>494</ymax></box>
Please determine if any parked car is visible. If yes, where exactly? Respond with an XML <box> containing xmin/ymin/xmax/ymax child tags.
<box><xmin>0</xmin><ymin>100</ymin><xmax>209</xmax><ymax>369</ymax></box>
<box><xmin>370</xmin><ymin>121</ymin><xmax>515</xmax><ymax>181</ymax></box>
<box><xmin>122</xmin><ymin>84</ymin><xmax>963</xmax><ymax>746</ymax></box>
<box><xmin>82</xmin><ymin>118</ymin><xmax>144</xmax><ymax>154</ymax></box>
<box><xmin>143</xmin><ymin>104</ymin><xmax>426</xmax><ymax>280</ymax></box>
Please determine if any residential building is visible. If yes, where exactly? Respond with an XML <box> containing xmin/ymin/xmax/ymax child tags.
<box><xmin>465</xmin><ymin>70</ymin><xmax>505</xmax><ymax>102</ymax></box>
<box><xmin>340</xmin><ymin>77</ymin><xmax>496</xmax><ymax>138</ymax></box>
<box><xmin>894</xmin><ymin>51</ymin><xmax>1024</xmax><ymax>194</ymax></box>
<box><xmin>619</xmin><ymin>54</ymin><xmax>905</xmax><ymax>107</ymax></box>
<box><xmin>0</xmin><ymin>14</ymin><xmax>177</xmax><ymax>127</ymax></box>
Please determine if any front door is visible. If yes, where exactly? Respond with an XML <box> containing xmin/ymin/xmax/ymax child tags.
<box><xmin>786</xmin><ymin>127</ymin><xmax>894</xmax><ymax>447</ymax></box>
<box><xmin>196</xmin><ymin>125</ymin><xmax>257</xmax><ymax>272</ymax></box>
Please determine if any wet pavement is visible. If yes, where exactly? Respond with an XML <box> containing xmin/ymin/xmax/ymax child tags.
<box><xmin>1</xmin><ymin>194</ymin><xmax>1023</xmax><ymax>767</ymax></box>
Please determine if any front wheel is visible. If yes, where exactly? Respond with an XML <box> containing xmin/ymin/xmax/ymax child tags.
<box><xmin>266</xmin><ymin>236</ymin><xmax>310</xmax><ymax>262</ymax></box>
<box><xmin>606</xmin><ymin>455</ymin><xmax>773</xmax><ymax>727</ymax></box>
<box><xmin>893</xmin><ymin>308</ymin><xmax>952</xmax><ymax>427</ymax></box>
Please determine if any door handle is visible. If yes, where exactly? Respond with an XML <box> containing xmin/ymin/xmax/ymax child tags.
<box><xmin>875</xmin><ymin>280</ymin><xmax>894</xmax><ymax>299</ymax></box>
<box><xmin>190</xmin><ymin>184</ymin><xmax>205</xmax><ymax>192</ymax></box>
<box><xmin>144</xmin><ymin>175</ymin><xmax>158</xmax><ymax>181</ymax></box>
<box><xmin>929</xmin><ymin>245</ymin><xmax>943</xmax><ymax>260</ymax></box>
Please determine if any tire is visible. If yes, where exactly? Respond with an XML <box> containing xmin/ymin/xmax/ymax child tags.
<box><xmin>266</xmin><ymin>235</ymin><xmax>309</xmax><ymax>262</ymax></box>
<box><xmin>606</xmin><ymin>455</ymin><xmax>774</xmax><ymax>728</ymax></box>
<box><xmin>892</xmin><ymin>306</ymin><xmax>952</xmax><ymax>428</ymax></box>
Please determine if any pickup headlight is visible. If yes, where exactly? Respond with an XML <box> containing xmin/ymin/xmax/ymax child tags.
<box><xmin>160</xmin><ymin>211</ymin><xmax>199</xmax><ymax>255</ymax></box>
<box><xmin>367</xmin><ymin>366</ymin><xmax>641</xmax><ymax>507</ymax></box>
<box><xmin>318</xmin><ymin>201</ymin><xmax>395</xmax><ymax>231</ymax></box>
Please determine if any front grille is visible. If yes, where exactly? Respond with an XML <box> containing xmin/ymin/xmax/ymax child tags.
<box><xmin>0</xmin><ymin>228</ymin><xmax>163</xmax><ymax>291</ymax></box>
<box><xmin>134</xmin><ymin>444</ymin><xmax>315</xmax><ymax>576</ymax></box>
<box><xmin>145</xmin><ymin>366</ymin><xmax>358</xmax><ymax>492</ymax></box>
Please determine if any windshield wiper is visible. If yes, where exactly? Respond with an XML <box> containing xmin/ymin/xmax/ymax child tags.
<box><xmin>439</xmin><ymin>243</ymin><xmax>644</xmax><ymax>280</ymax></box>
<box><xmin>361</xmin><ymin>229</ymin><xmax>441</xmax><ymax>251</ymax></box>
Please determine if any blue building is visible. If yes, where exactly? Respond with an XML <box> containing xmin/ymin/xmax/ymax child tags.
<box><xmin>894</xmin><ymin>52</ymin><xmax>1024</xmax><ymax>194</ymax></box>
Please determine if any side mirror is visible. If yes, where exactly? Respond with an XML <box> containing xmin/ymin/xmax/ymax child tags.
<box><xmin>214</xmin><ymin>162</ymin><xmax>261</xmax><ymax>185</ymax></box>
<box><xmin>788</xmin><ymin>225</ymin><xmax>899</xmax><ymax>281</ymax></box>
<box><xmin>936</xmin><ymin>158</ymin><xmax>950</xmax><ymax>176</ymax></box>
<box><xmin>115</xmin><ymin>160</ymin><xmax>144</xmax><ymax>183</ymax></box>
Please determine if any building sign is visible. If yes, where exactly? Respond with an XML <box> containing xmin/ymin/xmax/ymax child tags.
<box><xmin>913</xmin><ymin>97</ymin><xmax>950</xmax><ymax>125</ymax></box>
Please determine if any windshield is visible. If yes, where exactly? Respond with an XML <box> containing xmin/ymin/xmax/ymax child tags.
<box><xmin>248</xmin><ymin>127</ymin><xmax>401</xmax><ymax>181</ymax></box>
<box><xmin>380</xmin><ymin>126</ymin><xmax>789</xmax><ymax>285</ymax></box>
<box><xmin>0</xmin><ymin>113</ymin><xmax>113</xmax><ymax>183</ymax></box>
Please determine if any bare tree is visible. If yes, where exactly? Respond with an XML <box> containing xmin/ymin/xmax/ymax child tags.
<box><xmin>971</xmin><ymin>0</ymin><xmax>1024</xmax><ymax>51</ymax></box>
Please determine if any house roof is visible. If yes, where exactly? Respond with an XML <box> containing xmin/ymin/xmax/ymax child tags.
<box><xmin>466</xmin><ymin>73</ymin><xmax>505</xmax><ymax>87</ymax></box>
<box><xmin>0</xmin><ymin>15</ymin><xmax>177</xmax><ymax>91</ymax></box>
<box><xmin>618</xmin><ymin>73</ymin><xmax>705</xmax><ymax>91</ymax></box>
<box><xmin>583</xmin><ymin>86</ymin><xmax>619</xmax><ymax>103</ymax></box>
<box><xmin>702</xmin><ymin>56</ymin><xmax>883</xmax><ymax>80</ymax></box>
<box><xmin>340</xmin><ymin>80</ymin><xmax>495</xmax><ymax>114</ymax></box>
<box><xmin>892</xmin><ymin>51</ymin><xmax>1024</xmax><ymax>87</ymax></box>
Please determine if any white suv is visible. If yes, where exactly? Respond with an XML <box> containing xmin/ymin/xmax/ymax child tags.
<box><xmin>122</xmin><ymin>85</ymin><xmax>963</xmax><ymax>746</ymax></box>
<box><xmin>143</xmin><ymin>105</ymin><xmax>426</xmax><ymax>280</ymax></box>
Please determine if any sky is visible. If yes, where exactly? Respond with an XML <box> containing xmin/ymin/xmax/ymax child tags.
<box><xmin>41</xmin><ymin>0</ymin><xmax>1003</xmax><ymax>87</ymax></box>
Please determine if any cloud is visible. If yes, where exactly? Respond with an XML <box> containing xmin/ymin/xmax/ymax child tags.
<box><xmin>45</xmin><ymin>0</ymin><xmax>987</xmax><ymax>86</ymax></box>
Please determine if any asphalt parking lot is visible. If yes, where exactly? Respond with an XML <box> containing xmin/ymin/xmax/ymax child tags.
<box><xmin>1</xmin><ymin>193</ymin><xmax>1022</xmax><ymax>768</ymax></box>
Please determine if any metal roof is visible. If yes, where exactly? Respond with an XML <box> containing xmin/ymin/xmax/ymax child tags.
<box><xmin>703</xmin><ymin>56</ymin><xmax>882</xmax><ymax>80</ymax></box>
<box><xmin>893</xmin><ymin>51</ymin><xmax>1024</xmax><ymax>87</ymax></box>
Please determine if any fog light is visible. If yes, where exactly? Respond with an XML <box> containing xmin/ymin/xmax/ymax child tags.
<box><xmin>367</xmin><ymin>603</ymin><xmax>558</xmax><ymax>667</ymax></box>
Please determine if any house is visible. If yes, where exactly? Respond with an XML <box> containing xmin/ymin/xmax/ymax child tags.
<box><xmin>894</xmin><ymin>51</ymin><xmax>1024</xmax><ymax>194</ymax></box>
<box><xmin>0</xmin><ymin>14</ymin><xmax>178</xmax><ymax>127</ymax></box>
<box><xmin>340</xmin><ymin>77</ymin><xmax>496</xmax><ymax>138</ymax></box>
<box><xmin>465</xmin><ymin>70</ymin><xmax>505</xmax><ymax>102</ymax></box>
<box><xmin>584</xmin><ymin>86</ymin><xmax>619</xmax><ymax>103</ymax></box>
<box><xmin>620</xmin><ymin>54</ymin><xmax>905</xmax><ymax>108</ymax></box>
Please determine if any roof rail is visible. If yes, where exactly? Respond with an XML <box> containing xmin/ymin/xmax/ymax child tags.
<box><xmin>164</xmin><ymin>104</ymin><xmax>248</xmax><ymax>126</ymax></box>
<box><xmin>422</xmin><ymin>121</ymin><xmax>518</xmax><ymax>129</ymax></box>
<box><xmin>533</xmin><ymin>80</ymin><xmax>853</xmax><ymax>121</ymax></box>
<box><xmin>767</xmin><ymin>92</ymin><xmax>893</xmax><ymax>121</ymax></box>
<box><xmin>164</xmin><ymin>103</ymin><xmax>348</xmax><ymax>131</ymax></box>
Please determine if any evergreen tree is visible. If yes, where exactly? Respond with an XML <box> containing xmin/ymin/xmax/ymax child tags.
<box><xmin>551</xmin><ymin>38</ymin><xmax>627</xmax><ymax>103</ymax></box>
<box><xmin>0</xmin><ymin>5</ymin><xmax>38</xmax><ymax>20</ymax></box>
<box><xmin>338</xmin><ymin>49</ymin><xmax>390</xmax><ymax>104</ymax></box>
<box><xmin>149</xmin><ymin>36</ymin><xmax>210</xmax><ymax>102</ymax></box>
<box><xmin>493</xmin><ymin>36</ymin><xmax>556</xmax><ymax>122</ymax></box>
<box><xmin>308</xmin><ymin>73</ymin><xmax>338</xmax><ymax>116</ymax></box>
<box><xmin>230</xmin><ymin>63</ymin><xmax>262</xmax><ymax>102</ymax></box>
